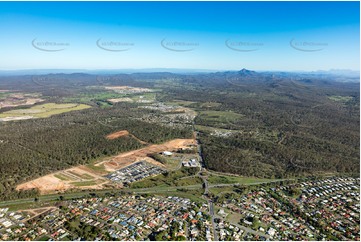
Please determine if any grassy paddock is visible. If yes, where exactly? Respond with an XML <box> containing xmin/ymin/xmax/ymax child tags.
<box><xmin>70</xmin><ymin>180</ymin><xmax>98</xmax><ymax>187</ymax></box>
<box><xmin>0</xmin><ymin>103</ymin><xmax>91</xmax><ymax>118</ymax></box>
<box><xmin>208</xmin><ymin>174</ymin><xmax>282</xmax><ymax>185</ymax></box>
<box><xmin>328</xmin><ymin>95</ymin><xmax>353</xmax><ymax>103</ymax></box>
<box><xmin>54</xmin><ymin>173</ymin><xmax>71</xmax><ymax>181</ymax></box>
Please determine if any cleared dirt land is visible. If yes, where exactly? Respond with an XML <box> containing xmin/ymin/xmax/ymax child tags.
<box><xmin>104</xmin><ymin>86</ymin><xmax>153</xmax><ymax>94</ymax></box>
<box><xmin>16</xmin><ymin>166</ymin><xmax>111</xmax><ymax>195</ymax></box>
<box><xmin>16</xmin><ymin>138</ymin><xmax>196</xmax><ymax>194</ymax></box>
<box><xmin>108</xmin><ymin>97</ymin><xmax>133</xmax><ymax>103</ymax></box>
<box><xmin>20</xmin><ymin>207</ymin><xmax>57</xmax><ymax>222</ymax></box>
<box><xmin>97</xmin><ymin>138</ymin><xmax>196</xmax><ymax>172</ymax></box>
<box><xmin>106</xmin><ymin>130</ymin><xmax>147</xmax><ymax>144</ymax></box>
<box><xmin>106</xmin><ymin>130</ymin><xmax>130</xmax><ymax>139</ymax></box>
<box><xmin>0</xmin><ymin>92</ymin><xmax>44</xmax><ymax>109</ymax></box>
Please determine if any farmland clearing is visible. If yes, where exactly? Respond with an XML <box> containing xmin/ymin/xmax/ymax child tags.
<box><xmin>104</xmin><ymin>86</ymin><xmax>154</xmax><ymax>94</ymax></box>
<box><xmin>0</xmin><ymin>103</ymin><xmax>91</xmax><ymax>121</ymax></box>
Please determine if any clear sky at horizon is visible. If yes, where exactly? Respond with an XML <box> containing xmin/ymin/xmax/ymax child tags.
<box><xmin>0</xmin><ymin>1</ymin><xmax>359</xmax><ymax>71</ymax></box>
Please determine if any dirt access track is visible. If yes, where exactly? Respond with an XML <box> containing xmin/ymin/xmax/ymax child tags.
<box><xmin>106</xmin><ymin>130</ymin><xmax>129</xmax><ymax>139</ymax></box>
<box><xmin>105</xmin><ymin>130</ymin><xmax>147</xmax><ymax>144</ymax></box>
<box><xmin>16</xmin><ymin>138</ymin><xmax>196</xmax><ymax>194</ymax></box>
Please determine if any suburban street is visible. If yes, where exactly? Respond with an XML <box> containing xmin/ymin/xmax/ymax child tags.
<box><xmin>192</xmin><ymin>123</ymin><xmax>219</xmax><ymax>241</ymax></box>
<box><xmin>209</xmin><ymin>200</ymin><xmax>219</xmax><ymax>241</ymax></box>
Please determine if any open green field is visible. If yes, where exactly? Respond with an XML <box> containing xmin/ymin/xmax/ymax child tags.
<box><xmin>131</xmin><ymin>92</ymin><xmax>156</xmax><ymax>103</ymax></box>
<box><xmin>79</xmin><ymin>173</ymin><xmax>94</xmax><ymax>180</ymax></box>
<box><xmin>0</xmin><ymin>92</ymin><xmax>9</xmax><ymax>99</ymax></box>
<box><xmin>64</xmin><ymin>89</ymin><xmax>158</xmax><ymax>105</ymax></box>
<box><xmin>0</xmin><ymin>103</ymin><xmax>91</xmax><ymax>118</ymax></box>
<box><xmin>166</xmin><ymin>100</ymin><xmax>197</xmax><ymax>107</ymax></box>
<box><xmin>198</xmin><ymin>111</ymin><xmax>243</xmax><ymax>122</ymax></box>
<box><xmin>63</xmin><ymin>90</ymin><xmax>126</xmax><ymax>103</ymax></box>
<box><xmin>0</xmin><ymin>201</ymin><xmax>41</xmax><ymax>211</ymax></box>
<box><xmin>0</xmin><ymin>189</ymin><xmax>118</xmax><ymax>211</ymax></box>
<box><xmin>163</xmin><ymin>156</ymin><xmax>181</xmax><ymax>170</ymax></box>
<box><xmin>199</xmin><ymin>102</ymin><xmax>222</xmax><ymax>108</ymax></box>
<box><xmin>54</xmin><ymin>173</ymin><xmax>71</xmax><ymax>181</ymax></box>
<box><xmin>153</xmin><ymin>153</ymin><xmax>193</xmax><ymax>171</ymax></box>
<box><xmin>130</xmin><ymin>167</ymin><xmax>199</xmax><ymax>189</ymax></box>
<box><xmin>195</xmin><ymin>124</ymin><xmax>239</xmax><ymax>133</ymax></box>
<box><xmin>151</xmin><ymin>154</ymin><xmax>182</xmax><ymax>170</ymax></box>
<box><xmin>209</xmin><ymin>186</ymin><xmax>236</xmax><ymax>196</ymax></box>
<box><xmin>328</xmin><ymin>95</ymin><xmax>354</xmax><ymax>103</ymax></box>
<box><xmin>85</xmin><ymin>163</ymin><xmax>107</xmax><ymax>174</ymax></box>
<box><xmin>174</xmin><ymin>177</ymin><xmax>202</xmax><ymax>186</ymax></box>
<box><xmin>208</xmin><ymin>174</ymin><xmax>281</xmax><ymax>185</ymax></box>
<box><xmin>70</xmin><ymin>180</ymin><xmax>98</xmax><ymax>187</ymax></box>
<box><xmin>0</xmin><ymin>200</ymin><xmax>58</xmax><ymax>212</ymax></box>
<box><xmin>67</xmin><ymin>171</ymin><xmax>94</xmax><ymax>180</ymax></box>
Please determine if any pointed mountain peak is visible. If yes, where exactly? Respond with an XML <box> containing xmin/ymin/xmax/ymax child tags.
<box><xmin>238</xmin><ymin>68</ymin><xmax>256</xmax><ymax>75</ymax></box>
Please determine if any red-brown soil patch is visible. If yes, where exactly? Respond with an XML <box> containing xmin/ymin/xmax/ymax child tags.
<box><xmin>106</xmin><ymin>130</ymin><xmax>129</xmax><ymax>139</ymax></box>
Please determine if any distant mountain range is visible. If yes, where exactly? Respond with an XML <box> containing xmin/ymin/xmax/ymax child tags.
<box><xmin>0</xmin><ymin>68</ymin><xmax>217</xmax><ymax>76</ymax></box>
<box><xmin>0</xmin><ymin>68</ymin><xmax>359</xmax><ymax>82</ymax></box>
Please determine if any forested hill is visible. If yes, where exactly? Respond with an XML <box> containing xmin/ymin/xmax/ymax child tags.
<box><xmin>152</xmin><ymin>70</ymin><xmax>359</xmax><ymax>178</ymax></box>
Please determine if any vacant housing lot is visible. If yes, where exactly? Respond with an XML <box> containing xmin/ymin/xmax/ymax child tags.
<box><xmin>16</xmin><ymin>166</ymin><xmax>110</xmax><ymax>194</ymax></box>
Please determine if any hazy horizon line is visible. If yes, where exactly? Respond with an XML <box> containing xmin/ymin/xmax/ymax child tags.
<box><xmin>0</xmin><ymin>68</ymin><xmax>359</xmax><ymax>73</ymax></box>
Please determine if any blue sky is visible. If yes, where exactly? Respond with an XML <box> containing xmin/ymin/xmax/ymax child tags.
<box><xmin>0</xmin><ymin>1</ymin><xmax>359</xmax><ymax>71</ymax></box>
